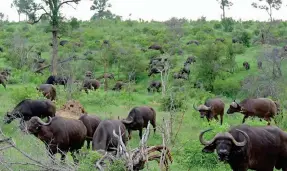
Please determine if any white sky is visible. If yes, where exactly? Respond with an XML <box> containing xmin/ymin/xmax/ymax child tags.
<box><xmin>0</xmin><ymin>0</ymin><xmax>286</xmax><ymax>21</ymax></box>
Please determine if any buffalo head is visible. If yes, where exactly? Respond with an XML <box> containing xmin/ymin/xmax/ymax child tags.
<box><xmin>227</xmin><ymin>100</ymin><xmax>242</xmax><ymax>114</ymax></box>
<box><xmin>27</xmin><ymin>116</ymin><xmax>52</xmax><ymax>134</ymax></box>
<box><xmin>199</xmin><ymin>128</ymin><xmax>249</xmax><ymax>162</ymax></box>
<box><xmin>193</xmin><ymin>103</ymin><xmax>212</xmax><ymax>118</ymax></box>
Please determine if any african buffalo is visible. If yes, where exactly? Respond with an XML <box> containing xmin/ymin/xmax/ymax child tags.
<box><xmin>193</xmin><ymin>98</ymin><xmax>225</xmax><ymax>125</ymax></box>
<box><xmin>257</xmin><ymin>61</ymin><xmax>262</xmax><ymax>69</ymax></box>
<box><xmin>243</xmin><ymin>61</ymin><xmax>250</xmax><ymax>70</ymax></box>
<box><xmin>0</xmin><ymin>47</ymin><xmax>3</xmax><ymax>52</ymax></box>
<box><xmin>215</xmin><ymin>38</ymin><xmax>225</xmax><ymax>43</ymax></box>
<box><xmin>186</xmin><ymin>40</ymin><xmax>200</xmax><ymax>46</ymax></box>
<box><xmin>121</xmin><ymin>106</ymin><xmax>156</xmax><ymax>139</ymax></box>
<box><xmin>45</xmin><ymin>75</ymin><xmax>68</xmax><ymax>87</ymax></box>
<box><xmin>92</xmin><ymin>120</ymin><xmax>127</xmax><ymax>152</ymax></box>
<box><xmin>232</xmin><ymin>37</ymin><xmax>242</xmax><ymax>44</ymax></box>
<box><xmin>112</xmin><ymin>81</ymin><xmax>124</xmax><ymax>91</ymax></box>
<box><xmin>173</xmin><ymin>72</ymin><xmax>188</xmax><ymax>80</ymax></box>
<box><xmin>147</xmin><ymin>81</ymin><xmax>162</xmax><ymax>93</ymax></box>
<box><xmin>185</xmin><ymin>56</ymin><xmax>196</xmax><ymax>64</ymax></box>
<box><xmin>199</xmin><ymin>124</ymin><xmax>287</xmax><ymax>171</ymax></box>
<box><xmin>0</xmin><ymin>74</ymin><xmax>7</xmax><ymax>89</ymax></box>
<box><xmin>148</xmin><ymin>44</ymin><xmax>164</xmax><ymax>54</ymax></box>
<box><xmin>27</xmin><ymin>116</ymin><xmax>87</xmax><ymax>163</ymax></box>
<box><xmin>59</xmin><ymin>40</ymin><xmax>69</xmax><ymax>46</ymax></box>
<box><xmin>79</xmin><ymin>114</ymin><xmax>101</xmax><ymax>149</ymax></box>
<box><xmin>82</xmin><ymin>79</ymin><xmax>100</xmax><ymax>94</ymax></box>
<box><xmin>4</xmin><ymin>99</ymin><xmax>56</xmax><ymax>130</ymax></box>
<box><xmin>37</xmin><ymin>84</ymin><xmax>56</xmax><ymax>101</ymax></box>
<box><xmin>226</xmin><ymin>98</ymin><xmax>279</xmax><ymax>125</ymax></box>
<box><xmin>283</xmin><ymin>45</ymin><xmax>287</xmax><ymax>52</ymax></box>
<box><xmin>85</xmin><ymin>71</ymin><xmax>93</xmax><ymax>78</ymax></box>
<box><xmin>97</xmin><ymin>73</ymin><xmax>115</xmax><ymax>80</ymax></box>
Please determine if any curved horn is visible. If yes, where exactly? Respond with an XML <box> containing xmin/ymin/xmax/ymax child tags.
<box><xmin>193</xmin><ymin>103</ymin><xmax>199</xmax><ymax>111</ymax></box>
<box><xmin>226</xmin><ymin>129</ymin><xmax>249</xmax><ymax>147</ymax></box>
<box><xmin>121</xmin><ymin>117</ymin><xmax>133</xmax><ymax>124</ymax></box>
<box><xmin>199</xmin><ymin>128</ymin><xmax>217</xmax><ymax>146</ymax></box>
<box><xmin>36</xmin><ymin>116</ymin><xmax>52</xmax><ymax>126</ymax></box>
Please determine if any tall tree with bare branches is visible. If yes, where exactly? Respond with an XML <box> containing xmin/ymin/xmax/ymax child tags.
<box><xmin>251</xmin><ymin>0</ymin><xmax>282</xmax><ymax>22</ymax></box>
<box><xmin>216</xmin><ymin>0</ymin><xmax>233</xmax><ymax>19</ymax></box>
<box><xmin>23</xmin><ymin>0</ymin><xmax>81</xmax><ymax>76</ymax></box>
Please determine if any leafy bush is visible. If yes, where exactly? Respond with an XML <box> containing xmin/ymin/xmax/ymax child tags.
<box><xmin>78</xmin><ymin>150</ymin><xmax>102</xmax><ymax>171</ymax></box>
<box><xmin>9</xmin><ymin>85</ymin><xmax>44</xmax><ymax>104</ymax></box>
<box><xmin>232</xmin><ymin>29</ymin><xmax>251</xmax><ymax>47</ymax></box>
<box><xmin>213</xmin><ymin>23</ymin><xmax>222</xmax><ymax>30</ymax></box>
<box><xmin>70</xmin><ymin>17</ymin><xmax>80</xmax><ymax>30</ymax></box>
<box><xmin>221</xmin><ymin>18</ymin><xmax>234</xmax><ymax>32</ymax></box>
<box><xmin>160</xmin><ymin>91</ymin><xmax>188</xmax><ymax>112</ymax></box>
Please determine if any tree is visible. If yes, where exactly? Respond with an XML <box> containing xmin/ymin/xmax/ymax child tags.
<box><xmin>11</xmin><ymin>0</ymin><xmax>33</xmax><ymax>22</ymax></box>
<box><xmin>24</xmin><ymin>0</ymin><xmax>81</xmax><ymax>76</ymax></box>
<box><xmin>0</xmin><ymin>12</ymin><xmax>4</xmax><ymax>21</ymax></box>
<box><xmin>216</xmin><ymin>0</ymin><xmax>233</xmax><ymax>19</ymax></box>
<box><xmin>251</xmin><ymin>0</ymin><xmax>282</xmax><ymax>22</ymax></box>
<box><xmin>90</xmin><ymin>0</ymin><xmax>115</xmax><ymax>19</ymax></box>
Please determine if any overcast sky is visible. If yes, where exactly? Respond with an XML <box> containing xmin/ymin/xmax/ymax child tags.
<box><xmin>0</xmin><ymin>0</ymin><xmax>286</xmax><ymax>21</ymax></box>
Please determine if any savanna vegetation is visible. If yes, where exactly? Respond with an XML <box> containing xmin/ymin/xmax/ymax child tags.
<box><xmin>0</xmin><ymin>0</ymin><xmax>287</xmax><ymax>170</ymax></box>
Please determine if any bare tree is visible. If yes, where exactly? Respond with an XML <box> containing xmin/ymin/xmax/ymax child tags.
<box><xmin>23</xmin><ymin>0</ymin><xmax>81</xmax><ymax>75</ymax></box>
<box><xmin>216</xmin><ymin>0</ymin><xmax>233</xmax><ymax>19</ymax></box>
<box><xmin>251</xmin><ymin>0</ymin><xmax>282</xmax><ymax>22</ymax></box>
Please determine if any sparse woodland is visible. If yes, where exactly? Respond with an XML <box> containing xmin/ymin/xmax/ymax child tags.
<box><xmin>0</xmin><ymin>0</ymin><xmax>287</xmax><ymax>170</ymax></box>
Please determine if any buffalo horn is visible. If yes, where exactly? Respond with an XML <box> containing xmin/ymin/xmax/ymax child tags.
<box><xmin>121</xmin><ymin>117</ymin><xmax>133</xmax><ymax>124</ymax></box>
<box><xmin>36</xmin><ymin>116</ymin><xmax>52</xmax><ymax>126</ymax></box>
<box><xmin>199</xmin><ymin>128</ymin><xmax>217</xmax><ymax>146</ymax></box>
<box><xmin>228</xmin><ymin>129</ymin><xmax>249</xmax><ymax>147</ymax></box>
<box><xmin>193</xmin><ymin>103</ymin><xmax>199</xmax><ymax>111</ymax></box>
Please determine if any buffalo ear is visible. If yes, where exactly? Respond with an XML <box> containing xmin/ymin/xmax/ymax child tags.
<box><xmin>202</xmin><ymin>144</ymin><xmax>215</xmax><ymax>153</ymax></box>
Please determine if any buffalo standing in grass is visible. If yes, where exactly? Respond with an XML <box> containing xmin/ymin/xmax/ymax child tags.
<box><xmin>121</xmin><ymin>106</ymin><xmax>156</xmax><ymax>139</ymax></box>
<box><xmin>82</xmin><ymin>79</ymin><xmax>101</xmax><ymax>94</ymax></box>
<box><xmin>148</xmin><ymin>44</ymin><xmax>164</xmax><ymax>54</ymax></box>
<box><xmin>97</xmin><ymin>73</ymin><xmax>115</xmax><ymax>80</ymax></box>
<box><xmin>92</xmin><ymin>120</ymin><xmax>126</xmax><ymax>152</ymax></box>
<box><xmin>0</xmin><ymin>74</ymin><xmax>7</xmax><ymax>88</ymax></box>
<box><xmin>147</xmin><ymin>81</ymin><xmax>162</xmax><ymax>93</ymax></box>
<box><xmin>27</xmin><ymin>116</ymin><xmax>87</xmax><ymax>164</ymax></box>
<box><xmin>227</xmin><ymin>98</ymin><xmax>279</xmax><ymax>125</ymax></box>
<box><xmin>4</xmin><ymin>99</ymin><xmax>56</xmax><ymax>130</ymax></box>
<box><xmin>112</xmin><ymin>81</ymin><xmax>124</xmax><ymax>91</ymax></box>
<box><xmin>45</xmin><ymin>75</ymin><xmax>68</xmax><ymax>87</ymax></box>
<box><xmin>193</xmin><ymin>98</ymin><xmax>225</xmax><ymax>125</ymax></box>
<box><xmin>79</xmin><ymin>114</ymin><xmax>101</xmax><ymax>149</ymax></box>
<box><xmin>186</xmin><ymin>40</ymin><xmax>200</xmax><ymax>46</ymax></box>
<box><xmin>243</xmin><ymin>61</ymin><xmax>250</xmax><ymax>70</ymax></box>
<box><xmin>37</xmin><ymin>84</ymin><xmax>57</xmax><ymax>101</ymax></box>
<box><xmin>199</xmin><ymin>124</ymin><xmax>287</xmax><ymax>171</ymax></box>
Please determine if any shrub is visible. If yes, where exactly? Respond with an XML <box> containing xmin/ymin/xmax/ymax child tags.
<box><xmin>221</xmin><ymin>18</ymin><xmax>234</xmax><ymax>32</ymax></box>
<box><xmin>213</xmin><ymin>23</ymin><xmax>222</xmax><ymax>30</ymax></box>
<box><xmin>232</xmin><ymin>29</ymin><xmax>251</xmax><ymax>47</ymax></box>
<box><xmin>9</xmin><ymin>85</ymin><xmax>44</xmax><ymax>104</ymax></box>
<box><xmin>160</xmin><ymin>91</ymin><xmax>188</xmax><ymax>112</ymax></box>
<box><xmin>70</xmin><ymin>17</ymin><xmax>80</xmax><ymax>30</ymax></box>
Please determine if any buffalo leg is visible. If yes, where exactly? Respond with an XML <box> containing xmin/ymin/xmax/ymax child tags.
<box><xmin>87</xmin><ymin>140</ymin><xmax>91</xmax><ymax>149</ymax></box>
<box><xmin>220</xmin><ymin>114</ymin><xmax>223</xmax><ymax>125</ymax></box>
<box><xmin>128</xmin><ymin>129</ymin><xmax>132</xmax><ymax>140</ymax></box>
<box><xmin>1</xmin><ymin>83</ymin><xmax>6</xmax><ymax>89</ymax></box>
<box><xmin>139</xmin><ymin>129</ymin><xmax>143</xmax><ymax>139</ymax></box>
<box><xmin>242</xmin><ymin>115</ymin><xmax>248</xmax><ymax>123</ymax></box>
<box><xmin>60</xmin><ymin>153</ymin><xmax>66</xmax><ymax>163</ymax></box>
<box><xmin>151</xmin><ymin>120</ymin><xmax>156</xmax><ymax>134</ymax></box>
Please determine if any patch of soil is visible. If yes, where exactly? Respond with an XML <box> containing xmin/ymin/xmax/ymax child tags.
<box><xmin>56</xmin><ymin>100</ymin><xmax>86</xmax><ymax>119</ymax></box>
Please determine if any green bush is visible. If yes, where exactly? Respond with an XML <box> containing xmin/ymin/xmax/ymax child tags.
<box><xmin>213</xmin><ymin>23</ymin><xmax>222</xmax><ymax>30</ymax></box>
<box><xmin>232</xmin><ymin>29</ymin><xmax>251</xmax><ymax>47</ymax></box>
<box><xmin>221</xmin><ymin>18</ymin><xmax>234</xmax><ymax>32</ymax></box>
<box><xmin>9</xmin><ymin>85</ymin><xmax>44</xmax><ymax>104</ymax></box>
<box><xmin>160</xmin><ymin>91</ymin><xmax>188</xmax><ymax>112</ymax></box>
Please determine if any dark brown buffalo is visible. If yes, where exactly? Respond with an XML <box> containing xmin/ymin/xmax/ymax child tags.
<box><xmin>185</xmin><ymin>56</ymin><xmax>196</xmax><ymax>64</ymax></box>
<box><xmin>112</xmin><ymin>81</ymin><xmax>124</xmax><ymax>91</ymax></box>
<box><xmin>193</xmin><ymin>98</ymin><xmax>225</xmax><ymax>125</ymax></box>
<box><xmin>97</xmin><ymin>73</ymin><xmax>115</xmax><ymax>80</ymax></box>
<box><xmin>59</xmin><ymin>40</ymin><xmax>69</xmax><ymax>46</ymax></box>
<box><xmin>27</xmin><ymin>116</ymin><xmax>87</xmax><ymax>163</ymax></box>
<box><xmin>243</xmin><ymin>61</ymin><xmax>250</xmax><ymax>70</ymax></box>
<box><xmin>92</xmin><ymin>120</ymin><xmax>126</xmax><ymax>152</ymax></box>
<box><xmin>45</xmin><ymin>75</ymin><xmax>68</xmax><ymax>87</ymax></box>
<box><xmin>148</xmin><ymin>44</ymin><xmax>164</xmax><ymax>54</ymax></box>
<box><xmin>79</xmin><ymin>114</ymin><xmax>101</xmax><ymax>149</ymax></box>
<box><xmin>0</xmin><ymin>74</ymin><xmax>7</xmax><ymax>88</ymax></box>
<box><xmin>283</xmin><ymin>45</ymin><xmax>287</xmax><ymax>52</ymax></box>
<box><xmin>121</xmin><ymin>106</ymin><xmax>156</xmax><ymax>139</ymax></box>
<box><xmin>215</xmin><ymin>38</ymin><xmax>225</xmax><ymax>43</ymax></box>
<box><xmin>199</xmin><ymin>124</ymin><xmax>287</xmax><ymax>171</ymax></box>
<box><xmin>85</xmin><ymin>71</ymin><xmax>93</xmax><ymax>78</ymax></box>
<box><xmin>37</xmin><ymin>84</ymin><xmax>56</xmax><ymax>101</ymax></box>
<box><xmin>173</xmin><ymin>72</ymin><xmax>188</xmax><ymax>80</ymax></box>
<box><xmin>257</xmin><ymin>61</ymin><xmax>262</xmax><ymax>69</ymax></box>
<box><xmin>4</xmin><ymin>99</ymin><xmax>56</xmax><ymax>128</ymax></box>
<box><xmin>82</xmin><ymin>79</ymin><xmax>100</xmax><ymax>94</ymax></box>
<box><xmin>227</xmin><ymin>98</ymin><xmax>278</xmax><ymax>125</ymax></box>
<box><xmin>186</xmin><ymin>40</ymin><xmax>200</xmax><ymax>46</ymax></box>
<box><xmin>147</xmin><ymin>81</ymin><xmax>161</xmax><ymax>92</ymax></box>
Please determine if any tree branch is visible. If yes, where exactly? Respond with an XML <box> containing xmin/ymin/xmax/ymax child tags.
<box><xmin>27</xmin><ymin>13</ymin><xmax>45</xmax><ymax>24</ymax></box>
<box><xmin>57</xmin><ymin>0</ymin><xmax>79</xmax><ymax>10</ymax></box>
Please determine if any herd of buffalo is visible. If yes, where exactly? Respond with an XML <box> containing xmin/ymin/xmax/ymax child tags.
<box><xmin>1</xmin><ymin>41</ymin><xmax>287</xmax><ymax>171</ymax></box>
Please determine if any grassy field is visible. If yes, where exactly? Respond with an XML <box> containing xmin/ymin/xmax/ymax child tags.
<box><xmin>0</xmin><ymin>19</ymin><xmax>287</xmax><ymax>170</ymax></box>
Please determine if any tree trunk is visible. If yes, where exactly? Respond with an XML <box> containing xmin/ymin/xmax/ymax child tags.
<box><xmin>51</xmin><ymin>26</ymin><xmax>58</xmax><ymax>76</ymax></box>
<box><xmin>222</xmin><ymin>4</ymin><xmax>225</xmax><ymax>19</ymax></box>
<box><xmin>104</xmin><ymin>57</ymin><xmax>108</xmax><ymax>91</ymax></box>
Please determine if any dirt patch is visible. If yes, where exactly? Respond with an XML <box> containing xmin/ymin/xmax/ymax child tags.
<box><xmin>56</xmin><ymin>100</ymin><xmax>86</xmax><ymax>119</ymax></box>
